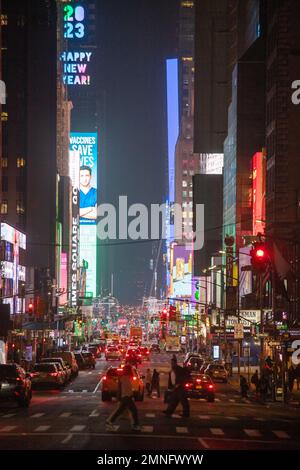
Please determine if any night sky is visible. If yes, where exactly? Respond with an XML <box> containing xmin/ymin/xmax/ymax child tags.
<box><xmin>98</xmin><ymin>0</ymin><xmax>179</xmax><ymax>304</ymax></box>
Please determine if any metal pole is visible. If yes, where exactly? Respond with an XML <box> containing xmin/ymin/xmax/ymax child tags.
<box><xmin>259</xmin><ymin>272</ymin><xmax>264</xmax><ymax>374</ymax></box>
<box><xmin>237</xmin><ymin>253</ymin><xmax>241</xmax><ymax>376</ymax></box>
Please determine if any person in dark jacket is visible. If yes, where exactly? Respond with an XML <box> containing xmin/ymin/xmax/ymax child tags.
<box><xmin>240</xmin><ymin>375</ymin><xmax>249</xmax><ymax>399</ymax></box>
<box><xmin>163</xmin><ymin>357</ymin><xmax>190</xmax><ymax>417</ymax></box>
<box><xmin>151</xmin><ymin>369</ymin><xmax>160</xmax><ymax>398</ymax></box>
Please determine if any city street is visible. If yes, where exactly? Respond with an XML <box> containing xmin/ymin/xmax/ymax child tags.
<box><xmin>0</xmin><ymin>354</ymin><xmax>299</xmax><ymax>451</ymax></box>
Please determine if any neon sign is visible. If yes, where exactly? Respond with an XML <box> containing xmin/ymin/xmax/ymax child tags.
<box><xmin>64</xmin><ymin>4</ymin><xmax>86</xmax><ymax>40</ymax></box>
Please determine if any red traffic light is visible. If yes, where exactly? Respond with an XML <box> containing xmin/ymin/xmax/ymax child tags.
<box><xmin>28</xmin><ymin>302</ymin><xmax>33</xmax><ymax>312</ymax></box>
<box><xmin>255</xmin><ymin>248</ymin><xmax>265</xmax><ymax>258</ymax></box>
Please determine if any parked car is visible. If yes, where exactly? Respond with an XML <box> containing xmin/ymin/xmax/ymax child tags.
<box><xmin>41</xmin><ymin>357</ymin><xmax>71</xmax><ymax>382</ymax></box>
<box><xmin>184</xmin><ymin>373</ymin><xmax>215</xmax><ymax>402</ymax></box>
<box><xmin>81</xmin><ymin>351</ymin><xmax>96</xmax><ymax>369</ymax></box>
<box><xmin>0</xmin><ymin>364</ymin><xmax>32</xmax><ymax>407</ymax></box>
<box><xmin>30</xmin><ymin>363</ymin><xmax>65</xmax><ymax>389</ymax></box>
<box><xmin>204</xmin><ymin>364</ymin><xmax>229</xmax><ymax>383</ymax></box>
<box><xmin>88</xmin><ymin>344</ymin><xmax>101</xmax><ymax>358</ymax></box>
<box><xmin>105</xmin><ymin>346</ymin><xmax>122</xmax><ymax>361</ymax></box>
<box><xmin>52</xmin><ymin>351</ymin><xmax>79</xmax><ymax>378</ymax></box>
<box><xmin>74</xmin><ymin>352</ymin><xmax>87</xmax><ymax>370</ymax></box>
<box><xmin>102</xmin><ymin>366</ymin><xmax>144</xmax><ymax>402</ymax></box>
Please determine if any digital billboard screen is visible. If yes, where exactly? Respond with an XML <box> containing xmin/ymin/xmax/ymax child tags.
<box><xmin>70</xmin><ymin>133</ymin><xmax>98</xmax><ymax>297</ymax></box>
<box><xmin>171</xmin><ymin>245</ymin><xmax>192</xmax><ymax>298</ymax></box>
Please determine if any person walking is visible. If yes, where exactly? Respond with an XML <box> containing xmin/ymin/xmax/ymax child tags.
<box><xmin>240</xmin><ymin>375</ymin><xmax>249</xmax><ymax>399</ymax></box>
<box><xmin>163</xmin><ymin>357</ymin><xmax>190</xmax><ymax>417</ymax></box>
<box><xmin>106</xmin><ymin>364</ymin><xmax>141</xmax><ymax>431</ymax></box>
<box><xmin>251</xmin><ymin>370</ymin><xmax>259</xmax><ymax>398</ymax></box>
<box><xmin>145</xmin><ymin>368</ymin><xmax>152</xmax><ymax>397</ymax></box>
<box><xmin>151</xmin><ymin>369</ymin><xmax>160</xmax><ymax>398</ymax></box>
<box><xmin>258</xmin><ymin>374</ymin><xmax>269</xmax><ymax>404</ymax></box>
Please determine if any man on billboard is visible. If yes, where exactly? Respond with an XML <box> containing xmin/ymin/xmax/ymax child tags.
<box><xmin>80</xmin><ymin>166</ymin><xmax>97</xmax><ymax>221</ymax></box>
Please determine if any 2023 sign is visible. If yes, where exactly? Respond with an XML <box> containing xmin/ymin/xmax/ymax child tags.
<box><xmin>64</xmin><ymin>4</ymin><xmax>85</xmax><ymax>40</ymax></box>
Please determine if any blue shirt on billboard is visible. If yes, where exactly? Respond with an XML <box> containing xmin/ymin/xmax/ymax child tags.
<box><xmin>80</xmin><ymin>187</ymin><xmax>97</xmax><ymax>221</ymax></box>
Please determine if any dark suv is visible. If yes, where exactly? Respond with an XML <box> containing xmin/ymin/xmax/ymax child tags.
<box><xmin>0</xmin><ymin>364</ymin><xmax>32</xmax><ymax>407</ymax></box>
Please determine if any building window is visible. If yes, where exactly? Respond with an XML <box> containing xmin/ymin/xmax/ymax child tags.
<box><xmin>189</xmin><ymin>170</ymin><xmax>194</xmax><ymax>176</ymax></box>
<box><xmin>189</xmin><ymin>212</ymin><xmax>193</xmax><ymax>218</ymax></box>
<box><xmin>17</xmin><ymin>158</ymin><xmax>26</xmax><ymax>168</ymax></box>
<box><xmin>1</xmin><ymin>200</ymin><xmax>8</xmax><ymax>215</ymax></box>
<box><xmin>183</xmin><ymin>170</ymin><xmax>188</xmax><ymax>176</ymax></box>
<box><xmin>1</xmin><ymin>112</ymin><xmax>8</xmax><ymax>122</ymax></box>
<box><xmin>189</xmin><ymin>191</ymin><xmax>193</xmax><ymax>197</ymax></box>
<box><xmin>2</xmin><ymin>176</ymin><xmax>8</xmax><ymax>192</ymax></box>
<box><xmin>182</xmin><ymin>180</ymin><xmax>187</xmax><ymax>187</ymax></box>
<box><xmin>16</xmin><ymin>200</ymin><xmax>25</xmax><ymax>215</ymax></box>
<box><xmin>182</xmin><ymin>191</ymin><xmax>187</xmax><ymax>198</ymax></box>
<box><xmin>1</xmin><ymin>158</ymin><xmax>8</xmax><ymax>168</ymax></box>
<box><xmin>183</xmin><ymin>212</ymin><xmax>187</xmax><ymax>218</ymax></box>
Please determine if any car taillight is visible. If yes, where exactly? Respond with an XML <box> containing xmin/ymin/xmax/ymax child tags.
<box><xmin>126</xmin><ymin>354</ymin><xmax>129</xmax><ymax>357</ymax></box>
<box><xmin>16</xmin><ymin>377</ymin><xmax>22</xmax><ymax>382</ymax></box>
<box><xmin>50</xmin><ymin>373</ymin><xmax>58</xmax><ymax>377</ymax></box>
<box><xmin>208</xmin><ymin>384</ymin><xmax>214</xmax><ymax>389</ymax></box>
<box><xmin>146</xmin><ymin>351</ymin><xmax>149</xmax><ymax>354</ymax></box>
<box><xmin>132</xmin><ymin>377</ymin><xmax>137</xmax><ymax>381</ymax></box>
<box><xmin>138</xmin><ymin>354</ymin><xmax>142</xmax><ymax>357</ymax></box>
<box><xmin>103</xmin><ymin>376</ymin><xmax>107</xmax><ymax>381</ymax></box>
<box><xmin>187</xmin><ymin>362</ymin><xmax>191</xmax><ymax>366</ymax></box>
<box><xmin>185</xmin><ymin>383</ymin><xmax>192</xmax><ymax>388</ymax></box>
<box><xmin>196</xmin><ymin>379</ymin><xmax>201</xmax><ymax>383</ymax></box>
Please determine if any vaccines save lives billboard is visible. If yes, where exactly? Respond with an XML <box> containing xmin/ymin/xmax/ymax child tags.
<box><xmin>70</xmin><ymin>133</ymin><xmax>98</xmax><ymax>297</ymax></box>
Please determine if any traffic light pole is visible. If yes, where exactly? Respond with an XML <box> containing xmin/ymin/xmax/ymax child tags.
<box><xmin>259</xmin><ymin>271</ymin><xmax>264</xmax><ymax>375</ymax></box>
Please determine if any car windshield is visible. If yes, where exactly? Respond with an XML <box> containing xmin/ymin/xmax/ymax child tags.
<box><xmin>0</xmin><ymin>365</ymin><xmax>17</xmax><ymax>379</ymax></box>
<box><xmin>34</xmin><ymin>364</ymin><xmax>56</xmax><ymax>372</ymax></box>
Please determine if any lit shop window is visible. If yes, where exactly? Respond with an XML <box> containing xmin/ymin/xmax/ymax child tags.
<box><xmin>1</xmin><ymin>15</ymin><xmax>8</xmax><ymax>26</ymax></box>
<box><xmin>1</xmin><ymin>200</ymin><xmax>8</xmax><ymax>215</ymax></box>
<box><xmin>1</xmin><ymin>112</ymin><xmax>8</xmax><ymax>122</ymax></box>
<box><xmin>189</xmin><ymin>212</ymin><xmax>193</xmax><ymax>218</ymax></box>
<box><xmin>17</xmin><ymin>158</ymin><xmax>26</xmax><ymax>168</ymax></box>
<box><xmin>183</xmin><ymin>212</ymin><xmax>187</xmax><ymax>218</ymax></box>
<box><xmin>182</xmin><ymin>180</ymin><xmax>187</xmax><ymax>187</ymax></box>
<box><xmin>16</xmin><ymin>200</ymin><xmax>25</xmax><ymax>215</ymax></box>
<box><xmin>1</xmin><ymin>158</ymin><xmax>8</xmax><ymax>168</ymax></box>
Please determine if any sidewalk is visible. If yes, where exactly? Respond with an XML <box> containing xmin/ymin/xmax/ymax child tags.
<box><xmin>228</xmin><ymin>371</ymin><xmax>300</xmax><ymax>407</ymax></box>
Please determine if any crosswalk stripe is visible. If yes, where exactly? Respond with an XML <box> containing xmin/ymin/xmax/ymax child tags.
<box><xmin>172</xmin><ymin>414</ymin><xmax>181</xmax><ymax>419</ymax></box>
<box><xmin>141</xmin><ymin>426</ymin><xmax>154</xmax><ymax>433</ymax></box>
<box><xmin>244</xmin><ymin>429</ymin><xmax>262</xmax><ymax>437</ymax></box>
<box><xmin>70</xmin><ymin>425</ymin><xmax>86</xmax><ymax>432</ymax></box>
<box><xmin>60</xmin><ymin>412</ymin><xmax>72</xmax><ymax>418</ymax></box>
<box><xmin>254</xmin><ymin>417</ymin><xmax>266</xmax><ymax>422</ymax></box>
<box><xmin>30</xmin><ymin>413</ymin><xmax>45</xmax><ymax>418</ymax></box>
<box><xmin>82</xmin><ymin>390</ymin><xmax>88</xmax><ymax>393</ymax></box>
<box><xmin>215</xmin><ymin>398</ymin><xmax>220</xmax><ymax>402</ymax></box>
<box><xmin>226</xmin><ymin>417</ymin><xmax>239</xmax><ymax>420</ymax></box>
<box><xmin>2</xmin><ymin>414</ymin><xmax>16</xmax><ymax>418</ymax></box>
<box><xmin>229</xmin><ymin>399</ymin><xmax>235</xmax><ymax>402</ymax></box>
<box><xmin>176</xmin><ymin>427</ymin><xmax>188</xmax><ymax>434</ymax></box>
<box><xmin>0</xmin><ymin>426</ymin><xmax>17</xmax><ymax>432</ymax></box>
<box><xmin>89</xmin><ymin>410</ymin><xmax>99</xmax><ymax>417</ymax></box>
<box><xmin>146</xmin><ymin>413</ymin><xmax>155</xmax><ymax>418</ymax></box>
<box><xmin>210</xmin><ymin>428</ymin><xmax>224</xmax><ymax>436</ymax></box>
<box><xmin>273</xmin><ymin>430</ymin><xmax>290</xmax><ymax>439</ymax></box>
<box><xmin>34</xmin><ymin>426</ymin><xmax>50</xmax><ymax>432</ymax></box>
<box><xmin>68</xmin><ymin>390</ymin><xmax>74</xmax><ymax>393</ymax></box>
<box><xmin>199</xmin><ymin>415</ymin><xmax>210</xmax><ymax>420</ymax></box>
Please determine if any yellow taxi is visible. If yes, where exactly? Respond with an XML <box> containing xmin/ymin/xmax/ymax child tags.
<box><xmin>101</xmin><ymin>365</ymin><xmax>144</xmax><ymax>402</ymax></box>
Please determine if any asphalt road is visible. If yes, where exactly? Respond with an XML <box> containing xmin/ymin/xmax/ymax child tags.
<box><xmin>0</xmin><ymin>353</ymin><xmax>300</xmax><ymax>450</ymax></box>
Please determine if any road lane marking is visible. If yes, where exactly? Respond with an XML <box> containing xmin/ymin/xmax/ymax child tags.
<box><xmin>93</xmin><ymin>379</ymin><xmax>102</xmax><ymax>394</ymax></box>
<box><xmin>226</xmin><ymin>417</ymin><xmax>239</xmax><ymax>420</ymax></box>
<box><xmin>141</xmin><ymin>426</ymin><xmax>154</xmax><ymax>433</ymax></box>
<box><xmin>61</xmin><ymin>433</ymin><xmax>73</xmax><ymax>444</ymax></box>
<box><xmin>70</xmin><ymin>425</ymin><xmax>86</xmax><ymax>432</ymax></box>
<box><xmin>82</xmin><ymin>390</ymin><xmax>88</xmax><ymax>393</ymax></box>
<box><xmin>0</xmin><ymin>426</ymin><xmax>17</xmax><ymax>432</ymax></box>
<box><xmin>229</xmin><ymin>399</ymin><xmax>235</xmax><ymax>402</ymax></box>
<box><xmin>210</xmin><ymin>428</ymin><xmax>224</xmax><ymax>436</ymax></box>
<box><xmin>34</xmin><ymin>426</ymin><xmax>50</xmax><ymax>432</ymax></box>
<box><xmin>273</xmin><ymin>430</ymin><xmax>290</xmax><ymax>439</ymax></box>
<box><xmin>244</xmin><ymin>429</ymin><xmax>262</xmax><ymax>437</ymax></box>
<box><xmin>60</xmin><ymin>412</ymin><xmax>72</xmax><ymax>418</ymax></box>
<box><xmin>254</xmin><ymin>417</ymin><xmax>266</xmax><ymax>422</ymax></box>
<box><xmin>172</xmin><ymin>414</ymin><xmax>181</xmax><ymax>418</ymax></box>
<box><xmin>145</xmin><ymin>413</ymin><xmax>155</xmax><ymax>418</ymax></box>
<box><xmin>88</xmin><ymin>372</ymin><xmax>92</xmax><ymax>375</ymax></box>
<box><xmin>198</xmin><ymin>438</ymin><xmax>210</xmax><ymax>449</ymax></box>
<box><xmin>2</xmin><ymin>413</ymin><xmax>16</xmax><ymax>418</ymax></box>
<box><xmin>68</xmin><ymin>390</ymin><xmax>74</xmax><ymax>393</ymax></box>
<box><xmin>198</xmin><ymin>415</ymin><xmax>210</xmax><ymax>420</ymax></box>
<box><xmin>89</xmin><ymin>409</ymin><xmax>99</xmax><ymax>417</ymax></box>
<box><xmin>176</xmin><ymin>427</ymin><xmax>188</xmax><ymax>434</ymax></box>
<box><xmin>214</xmin><ymin>398</ymin><xmax>220</xmax><ymax>402</ymax></box>
<box><xmin>30</xmin><ymin>413</ymin><xmax>45</xmax><ymax>418</ymax></box>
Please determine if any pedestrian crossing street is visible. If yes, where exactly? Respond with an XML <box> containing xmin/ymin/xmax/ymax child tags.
<box><xmin>0</xmin><ymin>410</ymin><xmax>295</xmax><ymax>442</ymax></box>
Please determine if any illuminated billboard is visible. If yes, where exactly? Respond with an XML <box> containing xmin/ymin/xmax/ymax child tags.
<box><xmin>61</xmin><ymin>51</ymin><xmax>93</xmax><ymax>86</ymax></box>
<box><xmin>166</xmin><ymin>58</ymin><xmax>179</xmax><ymax>205</ymax></box>
<box><xmin>171</xmin><ymin>244</ymin><xmax>192</xmax><ymax>298</ymax></box>
<box><xmin>70</xmin><ymin>133</ymin><xmax>98</xmax><ymax>297</ymax></box>
<box><xmin>252</xmin><ymin>150</ymin><xmax>266</xmax><ymax>235</ymax></box>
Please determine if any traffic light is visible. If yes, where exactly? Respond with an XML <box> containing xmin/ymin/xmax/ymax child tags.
<box><xmin>28</xmin><ymin>300</ymin><xmax>34</xmax><ymax>316</ymax></box>
<box><xmin>250</xmin><ymin>243</ymin><xmax>269</xmax><ymax>272</ymax></box>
